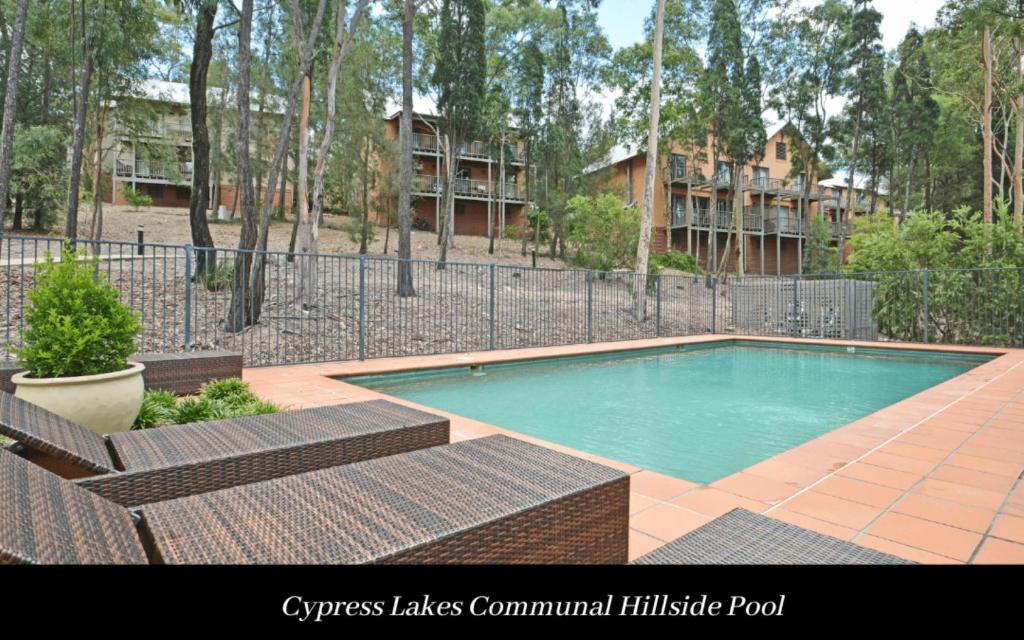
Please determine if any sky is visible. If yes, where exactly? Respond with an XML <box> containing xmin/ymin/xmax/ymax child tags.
<box><xmin>596</xmin><ymin>0</ymin><xmax>946</xmax><ymax>53</ymax></box>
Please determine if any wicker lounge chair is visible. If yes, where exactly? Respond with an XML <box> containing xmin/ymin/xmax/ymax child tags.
<box><xmin>0</xmin><ymin>391</ymin><xmax>449</xmax><ymax>506</ymax></box>
<box><xmin>0</xmin><ymin>435</ymin><xmax>629</xmax><ymax>564</ymax></box>
<box><xmin>633</xmin><ymin>508</ymin><xmax>913</xmax><ymax>565</ymax></box>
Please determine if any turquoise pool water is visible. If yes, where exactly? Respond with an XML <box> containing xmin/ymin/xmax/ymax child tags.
<box><xmin>346</xmin><ymin>343</ymin><xmax>987</xmax><ymax>483</ymax></box>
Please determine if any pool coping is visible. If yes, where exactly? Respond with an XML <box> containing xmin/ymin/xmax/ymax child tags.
<box><xmin>243</xmin><ymin>335</ymin><xmax>1024</xmax><ymax>565</ymax></box>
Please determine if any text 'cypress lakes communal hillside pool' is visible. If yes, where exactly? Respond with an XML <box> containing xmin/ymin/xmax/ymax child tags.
<box><xmin>344</xmin><ymin>342</ymin><xmax>989</xmax><ymax>483</ymax></box>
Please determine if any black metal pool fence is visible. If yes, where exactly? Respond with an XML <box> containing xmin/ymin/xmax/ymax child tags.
<box><xmin>2</xmin><ymin>234</ymin><xmax>1022</xmax><ymax>367</ymax></box>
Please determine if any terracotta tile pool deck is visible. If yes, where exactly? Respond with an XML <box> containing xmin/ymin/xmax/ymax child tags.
<box><xmin>243</xmin><ymin>335</ymin><xmax>1024</xmax><ymax>564</ymax></box>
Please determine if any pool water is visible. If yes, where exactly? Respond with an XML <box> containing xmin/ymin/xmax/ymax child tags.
<box><xmin>347</xmin><ymin>344</ymin><xmax>985</xmax><ymax>483</ymax></box>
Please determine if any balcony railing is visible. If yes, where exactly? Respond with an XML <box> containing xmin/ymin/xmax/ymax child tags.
<box><xmin>410</xmin><ymin>132</ymin><xmax>521</xmax><ymax>163</ymax></box>
<box><xmin>412</xmin><ymin>174</ymin><xmax>524</xmax><ymax>202</ymax></box>
<box><xmin>116</xmin><ymin>158</ymin><xmax>193</xmax><ymax>183</ymax></box>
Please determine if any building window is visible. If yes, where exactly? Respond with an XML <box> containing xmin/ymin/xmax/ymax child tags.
<box><xmin>175</xmin><ymin>186</ymin><xmax>191</xmax><ymax>201</ymax></box>
<box><xmin>775</xmin><ymin>141</ymin><xmax>787</xmax><ymax>160</ymax></box>
<box><xmin>149</xmin><ymin>184</ymin><xmax>164</xmax><ymax>199</ymax></box>
<box><xmin>670</xmin><ymin>154</ymin><xmax>686</xmax><ymax>180</ymax></box>
<box><xmin>752</xmin><ymin>166</ymin><xmax>769</xmax><ymax>186</ymax></box>
<box><xmin>715</xmin><ymin>161</ymin><xmax>731</xmax><ymax>183</ymax></box>
<box><xmin>454</xmin><ymin>203</ymin><xmax>465</xmax><ymax>216</ymax></box>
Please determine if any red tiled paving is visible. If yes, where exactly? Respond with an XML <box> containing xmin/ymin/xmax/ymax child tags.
<box><xmin>244</xmin><ymin>334</ymin><xmax>1024</xmax><ymax>564</ymax></box>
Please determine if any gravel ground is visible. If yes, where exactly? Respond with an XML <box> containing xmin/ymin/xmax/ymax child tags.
<box><xmin>1</xmin><ymin>204</ymin><xmax>567</xmax><ymax>268</ymax></box>
<box><xmin>0</xmin><ymin>246</ymin><xmax>733</xmax><ymax>367</ymax></box>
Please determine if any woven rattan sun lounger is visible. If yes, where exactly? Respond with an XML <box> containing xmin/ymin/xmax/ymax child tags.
<box><xmin>0</xmin><ymin>392</ymin><xmax>449</xmax><ymax>506</ymax></box>
<box><xmin>633</xmin><ymin>508</ymin><xmax>913</xmax><ymax>565</ymax></box>
<box><xmin>0</xmin><ymin>435</ymin><xmax>629</xmax><ymax>564</ymax></box>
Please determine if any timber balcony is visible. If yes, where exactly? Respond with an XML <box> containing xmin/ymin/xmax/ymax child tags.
<box><xmin>115</xmin><ymin>158</ymin><xmax>193</xmax><ymax>184</ymax></box>
<box><xmin>412</xmin><ymin>174</ymin><xmax>526</xmax><ymax>203</ymax></box>
<box><xmin>670</xmin><ymin>202</ymin><xmax>855</xmax><ymax>239</ymax></box>
<box><xmin>664</xmin><ymin>165</ymin><xmax>821</xmax><ymax>198</ymax></box>
<box><xmin>411</xmin><ymin>132</ymin><xmax>523</xmax><ymax>164</ymax></box>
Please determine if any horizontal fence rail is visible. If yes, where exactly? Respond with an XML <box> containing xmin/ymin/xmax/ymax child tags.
<box><xmin>2</xmin><ymin>234</ymin><xmax>1022</xmax><ymax>367</ymax></box>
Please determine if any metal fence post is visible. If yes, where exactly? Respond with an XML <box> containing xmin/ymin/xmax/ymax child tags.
<box><xmin>655</xmin><ymin>274</ymin><xmax>662</xmax><ymax>337</ymax></box>
<box><xmin>488</xmin><ymin>263</ymin><xmax>496</xmax><ymax>351</ymax></box>
<box><xmin>586</xmin><ymin>270</ymin><xmax>593</xmax><ymax>343</ymax></box>
<box><xmin>358</xmin><ymin>255</ymin><xmax>366</xmax><ymax>361</ymax></box>
<box><xmin>711</xmin><ymin>276</ymin><xmax>717</xmax><ymax>334</ymax></box>
<box><xmin>791</xmin><ymin>274</ymin><xmax>799</xmax><ymax>337</ymax></box>
<box><xmin>922</xmin><ymin>268</ymin><xmax>929</xmax><ymax>344</ymax></box>
<box><xmin>183</xmin><ymin>244</ymin><xmax>193</xmax><ymax>351</ymax></box>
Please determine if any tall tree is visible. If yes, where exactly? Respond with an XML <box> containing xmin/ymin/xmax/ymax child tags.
<box><xmin>65</xmin><ymin>0</ymin><xmax>96</xmax><ymax>239</ymax></box>
<box><xmin>0</xmin><ymin>0</ymin><xmax>29</xmax><ymax>228</ymax></box>
<box><xmin>892</xmin><ymin>27</ymin><xmax>938</xmax><ymax>215</ymax></box>
<box><xmin>838</xmin><ymin>0</ymin><xmax>884</xmax><ymax>264</ymax></box>
<box><xmin>185</xmin><ymin>0</ymin><xmax>218</xmax><ymax>274</ymax></box>
<box><xmin>304</xmin><ymin>0</ymin><xmax>371</xmax><ymax>305</ymax></box>
<box><xmin>226</xmin><ymin>0</ymin><xmax>257</xmax><ymax>332</ymax></box>
<box><xmin>633</xmin><ymin>0</ymin><xmax>665</xmax><ymax>318</ymax></box>
<box><xmin>396</xmin><ymin>0</ymin><xmax>420</xmax><ymax>296</ymax></box>
<box><xmin>430</xmin><ymin>0</ymin><xmax>486</xmax><ymax>268</ymax></box>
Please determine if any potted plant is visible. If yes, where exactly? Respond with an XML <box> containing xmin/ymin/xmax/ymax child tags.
<box><xmin>11</xmin><ymin>242</ymin><xmax>144</xmax><ymax>433</ymax></box>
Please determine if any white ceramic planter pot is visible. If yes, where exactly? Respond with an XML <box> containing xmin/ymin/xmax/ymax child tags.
<box><xmin>12</xmin><ymin>362</ymin><xmax>146</xmax><ymax>434</ymax></box>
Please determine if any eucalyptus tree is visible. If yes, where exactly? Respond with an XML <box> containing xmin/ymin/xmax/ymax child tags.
<box><xmin>227</xmin><ymin>0</ymin><xmax>328</xmax><ymax>332</ymax></box>
<box><xmin>0</xmin><ymin>0</ymin><xmax>29</xmax><ymax>228</ymax></box>
<box><xmin>430</xmin><ymin>0</ymin><xmax>486</xmax><ymax>268</ymax></box>
<box><xmin>696</xmin><ymin>0</ymin><xmax>764</xmax><ymax>276</ymax></box>
<box><xmin>892</xmin><ymin>27</ymin><xmax>938</xmax><ymax>215</ymax></box>
<box><xmin>771</xmin><ymin>0</ymin><xmax>847</xmax><ymax>256</ymax></box>
<box><xmin>837</xmin><ymin>0</ymin><xmax>884</xmax><ymax>264</ymax></box>
<box><xmin>633</xmin><ymin>0</ymin><xmax>665</xmax><ymax>318</ymax></box>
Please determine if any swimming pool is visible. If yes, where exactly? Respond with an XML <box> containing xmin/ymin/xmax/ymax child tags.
<box><xmin>344</xmin><ymin>342</ymin><xmax>989</xmax><ymax>483</ymax></box>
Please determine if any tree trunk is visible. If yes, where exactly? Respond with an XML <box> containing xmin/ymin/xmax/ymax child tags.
<box><xmin>65</xmin><ymin>0</ymin><xmax>95</xmax><ymax>240</ymax></box>
<box><xmin>1015</xmin><ymin>36</ymin><xmax>1023</xmax><ymax>226</ymax></box>
<box><xmin>188</xmin><ymin>0</ymin><xmax>217</xmax><ymax>275</ymax></box>
<box><xmin>0</xmin><ymin>0</ymin><xmax>29</xmax><ymax>228</ymax></box>
<box><xmin>12</xmin><ymin>192</ymin><xmax>22</xmax><ymax>230</ymax></box>
<box><xmin>633</xmin><ymin>0</ymin><xmax>665</xmax><ymax>319</ymax></box>
<box><xmin>396</xmin><ymin>0</ymin><xmax>416</xmax><ymax>295</ymax></box>
<box><xmin>225</xmin><ymin>0</ymin><xmax>257</xmax><ymax>333</ymax></box>
<box><xmin>296</xmin><ymin>71</ymin><xmax>313</xmax><ymax>302</ymax></box>
<box><xmin>436</xmin><ymin>136</ymin><xmax>457</xmax><ymax>269</ymax></box>
<box><xmin>982</xmin><ymin>26</ymin><xmax>994</xmax><ymax>223</ymax></box>
<box><xmin>229</xmin><ymin>0</ymin><xmax>327</xmax><ymax>331</ymax></box>
<box><xmin>89</xmin><ymin>118</ymin><xmax>103</xmax><ymax>251</ymax></box>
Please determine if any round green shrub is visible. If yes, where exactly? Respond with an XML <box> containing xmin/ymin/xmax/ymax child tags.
<box><xmin>15</xmin><ymin>242</ymin><xmax>142</xmax><ymax>379</ymax></box>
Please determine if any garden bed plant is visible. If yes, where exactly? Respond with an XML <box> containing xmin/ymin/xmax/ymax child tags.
<box><xmin>134</xmin><ymin>378</ymin><xmax>281</xmax><ymax>429</ymax></box>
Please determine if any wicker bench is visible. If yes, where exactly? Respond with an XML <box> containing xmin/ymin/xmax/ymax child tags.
<box><xmin>1</xmin><ymin>350</ymin><xmax>243</xmax><ymax>396</ymax></box>
<box><xmin>633</xmin><ymin>508</ymin><xmax>913</xmax><ymax>565</ymax></box>
<box><xmin>0</xmin><ymin>392</ymin><xmax>449</xmax><ymax>506</ymax></box>
<box><xmin>130</xmin><ymin>351</ymin><xmax>243</xmax><ymax>395</ymax></box>
<box><xmin>0</xmin><ymin>435</ymin><xmax>630</xmax><ymax>564</ymax></box>
<box><xmin>0</xmin><ymin>362</ymin><xmax>20</xmax><ymax>395</ymax></box>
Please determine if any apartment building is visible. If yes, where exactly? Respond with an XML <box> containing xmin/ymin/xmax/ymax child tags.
<box><xmin>103</xmin><ymin>80</ymin><xmax>291</xmax><ymax>212</ymax></box>
<box><xmin>380</xmin><ymin>111</ymin><xmax>528</xmax><ymax>237</ymax></box>
<box><xmin>601</xmin><ymin>122</ymin><xmax>884</xmax><ymax>275</ymax></box>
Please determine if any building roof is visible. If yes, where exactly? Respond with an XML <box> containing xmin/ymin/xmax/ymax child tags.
<box><xmin>114</xmin><ymin>79</ymin><xmax>286</xmax><ymax>114</ymax></box>
<box><xmin>586</xmin><ymin>120</ymin><xmax>795</xmax><ymax>175</ymax></box>
<box><xmin>819</xmin><ymin>174</ymin><xmax>888</xmax><ymax>196</ymax></box>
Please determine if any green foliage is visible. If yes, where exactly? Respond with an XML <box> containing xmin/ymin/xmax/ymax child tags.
<box><xmin>9</xmin><ymin>126</ymin><xmax>66</xmax><ymax>231</ymax></box>
<box><xmin>122</xmin><ymin>186</ymin><xmax>152</xmax><ymax>210</ymax></box>
<box><xmin>198</xmin><ymin>261</ymin><xmax>234</xmax><ymax>292</ymax></box>
<box><xmin>650</xmin><ymin>251</ymin><xmax>703</xmax><ymax>275</ymax></box>
<box><xmin>15</xmin><ymin>243</ymin><xmax>141</xmax><ymax>379</ymax></box>
<box><xmin>565</xmin><ymin>194</ymin><xmax>641</xmax><ymax>272</ymax></box>
<box><xmin>524</xmin><ymin>209</ymin><xmax>551</xmax><ymax>243</ymax></box>
<box><xmin>503</xmin><ymin>224</ymin><xmax>523</xmax><ymax>240</ymax></box>
<box><xmin>342</xmin><ymin>217</ymin><xmax>377</xmax><ymax>247</ymax></box>
<box><xmin>803</xmin><ymin>215</ymin><xmax>838</xmax><ymax>274</ymax></box>
<box><xmin>845</xmin><ymin>207</ymin><xmax>1024</xmax><ymax>346</ymax></box>
<box><xmin>133</xmin><ymin>390</ymin><xmax>177</xmax><ymax>430</ymax></box>
<box><xmin>199</xmin><ymin>378</ymin><xmax>252</xmax><ymax>401</ymax></box>
<box><xmin>132</xmin><ymin>379</ymin><xmax>281</xmax><ymax>429</ymax></box>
